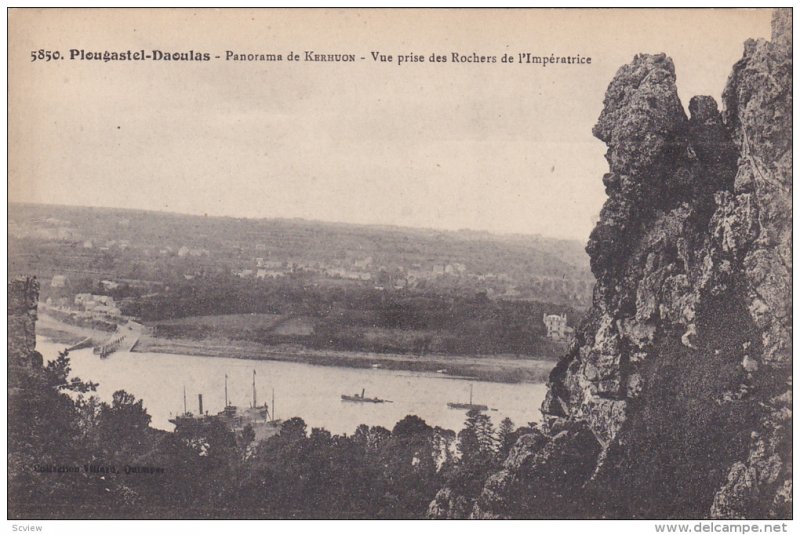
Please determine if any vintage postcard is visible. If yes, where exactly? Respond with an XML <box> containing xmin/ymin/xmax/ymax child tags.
<box><xmin>6</xmin><ymin>7</ymin><xmax>792</xmax><ymax>527</ymax></box>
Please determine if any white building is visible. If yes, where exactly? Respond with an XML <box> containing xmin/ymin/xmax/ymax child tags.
<box><xmin>75</xmin><ymin>293</ymin><xmax>93</xmax><ymax>306</ymax></box>
<box><xmin>354</xmin><ymin>257</ymin><xmax>373</xmax><ymax>269</ymax></box>
<box><xmin>543</xmin><ymin>313</ymin><xmax>574</xmax><ymax>341</ymax></box>
<box><xmin>256</xmin><ymin>269</ymin><xmax>285</xmax><ymax>279</ymax></box>
<box><xmin>257</xmin><ymin>259</ymin><xmax>283</xmax><ymax>269</ymax></box>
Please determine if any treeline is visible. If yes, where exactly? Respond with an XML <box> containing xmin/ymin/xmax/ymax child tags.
<box><xmin>132</xmin><ymin>276</ymin><xmax>576</xmax><ymax>357</ymax></box>
<box><xmin>9</xmin><ymin>351</ymin><xmax>533</xmax><ymax>519</ymax></box>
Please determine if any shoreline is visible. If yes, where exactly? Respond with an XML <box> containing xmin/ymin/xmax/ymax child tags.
<box><xmin>38</xmin><ymin>312</ymin><xmax>557</xmax><ymax>384</ymax></box>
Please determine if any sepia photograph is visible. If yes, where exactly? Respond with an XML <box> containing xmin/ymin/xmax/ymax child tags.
<box><xmin>6</xmin><ymin>6</ymin><xmax>792</xmax><ymax>527</ymax></box>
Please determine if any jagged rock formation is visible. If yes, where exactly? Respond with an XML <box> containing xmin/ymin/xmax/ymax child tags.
<box><xmin>709</xmin><ymin>10</ymin><xmax>793</xmax><ymax>518</ymax></box>
<box><xmin>430</xmin><ymin>9</ymin><xmax>791</xmax><ymax>520</ymax></box>
<box><xmin>8</xmin><ymin>276</ymin><xmax>43</xmax><ymax>384</ymax></box>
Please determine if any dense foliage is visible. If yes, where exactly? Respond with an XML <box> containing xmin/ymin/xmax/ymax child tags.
<box><xmin>8</xmin><ymin>351</ymin><xmax>535</xmax><ymax>519</ymax></box>
<box><xmin>130</xmin><ymin>278</ymin><xmax>574</xmax><ymax>358</ymax></box>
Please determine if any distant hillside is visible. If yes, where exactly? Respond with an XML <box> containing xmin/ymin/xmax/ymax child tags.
<box><xmin>9</xmin><ymin>202</ymin><xmax>593</xmax><ymax>307</ymax></box>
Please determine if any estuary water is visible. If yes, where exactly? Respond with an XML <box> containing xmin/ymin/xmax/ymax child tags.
<box><xmin>37</xmin><ymin>337</ymin><xmax>548</xmax><ymax>435</ymax></box>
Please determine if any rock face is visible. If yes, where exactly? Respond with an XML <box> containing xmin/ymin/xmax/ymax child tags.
<box><xmin>8</xmin><ymin>276</ymin><xmax>43</xmax><ymax>380</ymax></box>
<box><xmin>709</xmin><ymin>9</ymin><xmax>793</xmax><ymax>518</ymax></box>
<box><xmin>432</xmin><ymin>9</ymin><xmax>792</xmax><ymax>520</ymax></box>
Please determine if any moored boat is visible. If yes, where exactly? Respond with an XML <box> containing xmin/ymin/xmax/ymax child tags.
<box><xmin>447</xmin><ymin>384</ymin><xmax>488</xmax><ymax>411</ymax></box>
<box><xmin>170</xmin><ymin>373</ymin><xmax>283</xmax><ymax>443</ymax></box>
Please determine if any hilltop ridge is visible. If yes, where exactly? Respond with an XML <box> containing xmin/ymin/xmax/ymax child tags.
<box><xmin>9</xmin><ymin>201</ymin><xmax>593</xmax><ymax>307</ymax></box>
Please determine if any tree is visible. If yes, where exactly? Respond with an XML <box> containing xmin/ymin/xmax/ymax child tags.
<box><xmin>44</xmin><ymin>349</ymin><xmax>98</xmax><ymax>393</ymax></box>
<box><xmin>97</xmin><ymin>390</ymin><xmax>153</xmax><ymax>456</ymax></box>
<box><xmin>462</xmin><ymin>409</ymin><xmax>497</xmax><ymax>457</ymax></box>
<box><xmin>10</xmin><ymin>352</ymin><xmax>114</xmax><ymax>517</ymax></box>
<box><xmin>432</xmin><ymin>426</ymin><xmax>457</xmax><ymax>470</ymax></box>
<box><xmin>447</xmin><ymin>410</ymin><xmax>501</xmax><ymax>500</ymax></box>
<box><xmin>353</xmin><ymin>424</ymin><xmax>391</xmax><ymax>452</ymax></box>
<box><xmin>392</xmin><ymin>414</ymin><xmax>432</xmax><ymax>438</ymax></box>
<box><xmin>279</xmin><ymin>417</ymin><xmax>308</xmax><ymax>441</ymax></box>
<box><xmin>378</xmin><ymin>415</ymin><xmax>442</xmax><ymax>517</ymax></box>
<box><xmin>498</xmin><ymin>417</ymin><xmax>517</xmax><ymax>460</ymax></box>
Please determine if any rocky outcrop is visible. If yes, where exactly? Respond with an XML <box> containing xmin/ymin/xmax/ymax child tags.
<box><xmin>433</xmin><ymin>9</ymin><xmax>791</xmax><ymax>520</ymax></box>
<box><xmin>470</xmin><ymin>422</ymin><xmax>602</xmax><ymax>519</ymax></box>
<box><xmin>709</xmin><ymin>9</ymin><xmax>793</xmax><ymax>518</ymax></box>
<box><xmin>8</xmin><ymin>276</ymin><xmax>43</xmax><ymax>382</ymax></box>
<box><xmin>428</xmin><ymin>487</ymin><xmax>473</xmax><ymax>519</ymax></box>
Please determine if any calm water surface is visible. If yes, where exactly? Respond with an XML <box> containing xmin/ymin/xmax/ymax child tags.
<box><xmin>38</xmin><ymin>337</ymin><xmax>548</xmax><ymax>435</ymax></box>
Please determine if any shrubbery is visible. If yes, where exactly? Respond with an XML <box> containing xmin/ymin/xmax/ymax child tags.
<box><xmin>9</xmin><ymin>351</ymin><xmax>531</xmax><ymax>519</ymax></box>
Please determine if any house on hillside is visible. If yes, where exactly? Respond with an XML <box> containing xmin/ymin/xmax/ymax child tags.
<box><xmin>100</xmin><ymin>280</ymin><xmax>120</xmax><ymax>290</ymax></box>
<box><xmin>257</xmin><ymin>259</ymin><xmax>283</xmax><ymax>269</ymax></box>
<box><xmin>256</xmin><ymin>269</ymin><xmax>285</xmax><ymax>279</ymax></box>
<box><xmin>75</xmin><ymin>293</ymin><xmax>93</xmax><ymax>306</ymax></box>
<box><xmin>354</xmin><ymin>257</ymin><xmax>373</xmax><ymax>269</ymax></box>
<box><xmin>543</xmin><ymin>313</ymin><xmax>574</xmax><ymax>341</ymax></box>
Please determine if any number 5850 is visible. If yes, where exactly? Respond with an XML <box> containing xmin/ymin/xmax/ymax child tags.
<box><xmin>31</xmin><ymin>49</ymin><xmax>61</xmax><ymax>62</ymax></box>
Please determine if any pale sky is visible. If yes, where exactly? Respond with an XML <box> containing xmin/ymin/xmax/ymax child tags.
<box><xmin>9</xmin><ymin>9</ymin><xmax>772</xmax><ymax>241</ymax></box>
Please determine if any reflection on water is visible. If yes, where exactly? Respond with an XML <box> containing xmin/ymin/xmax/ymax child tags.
<box><xmin>37</xmin><ymin>337</ymin><xmax>549</xmax><ymax>435</ymax></box>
